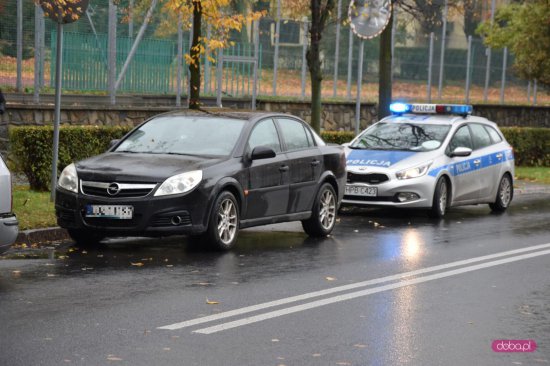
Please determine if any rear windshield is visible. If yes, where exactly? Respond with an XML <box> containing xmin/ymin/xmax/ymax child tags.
<box><xmin>350</xmin><ymin>122</ymin><xmax>451</xmax><ymax>152</ymax></box>
<box><xmin>115</xmin><ymin>116</ymin><xmax>246</xmax><ymax>156</ymax></box>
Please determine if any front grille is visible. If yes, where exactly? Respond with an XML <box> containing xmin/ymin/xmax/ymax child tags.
<box><xmin>151</xmin><ymin>212</ymin><xmax>192</xmax><ymax>227</ymax></box>
<box><xmin>83</xmin><ymin>215</ymin><xmax>142</xmax><ymax>228</ymax></box>
<box><xmin>343</xmin><ymin>195</ymin><xmax>396</xmax><ymax>202</ymax></box>
<box><xmin>81</xmin><ymin>181</ymin><xmax>156</xmax><ymax>198</ymax></box>
<box><xmin>347</xmin><ymin>172</ymin><xmax>389</xmax><ymax>185</ymax></box>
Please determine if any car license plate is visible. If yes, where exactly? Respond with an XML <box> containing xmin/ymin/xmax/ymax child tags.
<box><xmin>345</xmin><ymin>185</ymin><xmax>378</xmax><ymax>197</ymax></box>
<box><xmin>85</xmin><ymin>205</ymin><xmax>134</xmax><ymax>219</ymax></box>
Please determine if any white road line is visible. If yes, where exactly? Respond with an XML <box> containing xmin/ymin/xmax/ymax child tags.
<box><xmin>194</xmin><ymin>248</ymin><xmax>550</xmax><ymax>334</ymax></box>
<box><xmin>157</xmin><ymin>242</ymin><xmax>550</xmax><ymax>331</ymax></box>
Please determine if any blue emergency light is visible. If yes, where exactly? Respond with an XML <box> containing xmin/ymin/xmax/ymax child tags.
<box><xmin>389</xmin><ymin>103</ymin><xmax>473</xmax><ymax>117</ymax></box>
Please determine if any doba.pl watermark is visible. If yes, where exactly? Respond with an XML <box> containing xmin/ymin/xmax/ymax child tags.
<box><xmin>492</xmin><ymin>340</ymin><xmax>537</xmax><ymax>353</ymax></box>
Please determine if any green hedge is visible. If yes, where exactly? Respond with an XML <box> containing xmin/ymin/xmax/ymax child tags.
<box><xmin>9</xmin><ymin>126</ymin><xmax>549</xmax><ymax>191</ymax></box>
<box><xmin>10</xmin><ymin>126</ymin><xmax>132</xmax><ymax>191</ymax></box>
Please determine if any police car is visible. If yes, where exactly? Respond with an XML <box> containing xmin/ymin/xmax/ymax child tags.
<box><xmin>342</xmin><ymin>103</ymin><xmax>515</xmax><ymax>217</ymax></box>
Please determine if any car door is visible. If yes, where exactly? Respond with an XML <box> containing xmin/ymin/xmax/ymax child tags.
<box><xmin>276</xmin><ymin>117</ymin><xmax>323</xmax><ymax>213</ymax></box>
<box><xmin>469</xmin><ymin>123</ymin><xmax>501</xmax><ymax>200</ymax></box>
<box><xmin>244</xmin><ymin>118</ymin><xmax>290</xmax><ymax>219</ymax></box>
<box><xmin>447</xmin><ymin>124</ymin><xmax>481</xmax><ymax>203</ymax></box>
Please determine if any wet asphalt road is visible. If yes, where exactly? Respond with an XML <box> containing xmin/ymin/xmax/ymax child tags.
<box><xmin>1</xmin><ymin>193</ymin><xmax>549</xmax><ymax>366</ymax></box>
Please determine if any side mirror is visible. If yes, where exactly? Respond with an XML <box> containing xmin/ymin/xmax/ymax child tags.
<box><xmin>109</xmin><ymin>139</ymin><xmax>120</xmax><ymax>149</ymax></box>
<box><xmin>250</xmin><ymin>146</ymin><xmax>276</xmax><ymax>160</ymax></box>
<box><xmin>450</xmin><ymin>147</ymin><xmax>472</xmax><ymax>157</ymax></box>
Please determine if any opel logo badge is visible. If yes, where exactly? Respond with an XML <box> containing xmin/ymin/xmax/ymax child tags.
<box><xmin>107</xmin><ymin>183</ymin><xmax>121</xmax><ymax>196</ymax></box>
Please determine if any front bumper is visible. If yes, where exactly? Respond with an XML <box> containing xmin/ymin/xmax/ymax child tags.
<box><xmin>55</xmin><ymin>187</ymin><xmax>211</xmax><ymax>236</ymax></box>
<box><xmin>0</xmin><ymin>214</ymin><xmax>19</xmax><ymax>254</ymax></box>
<box><xmin>342</xmin><ymin>174</ymin><xmax>437</xmax><ymax>208</ymax></box>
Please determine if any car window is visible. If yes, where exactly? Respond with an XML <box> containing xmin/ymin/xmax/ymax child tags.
<box><xmin>350</xmin><ymin>122</ymin><xmax>451</xmax><ymax>152</ymax></box>
<box><xmin>449</xmin><ymin>125</ymin><xmax>473</xmax><ymax>152</ymax></box>
<box><xmin>470</xmin><ymin>123</ymin><xmax>493</xmax><ymax>149</ymax></box>
<box><xmin>277</xmin><ymin>118</ymin><xmax>312</xmax><ymax>151</ymax></box>
<box><xmin>247</xmin><ymin>119</ymin><xmax>282</xmax><ymax>153</ymax></box>
<box><xmin>115</xmin><ymin>116</ymin><xmax>245</xmax><ymax>156</ymax></box>
<box><xmin>484</xmin><ymin>125</ymin><xmax>503</xmax><ymax>144</ymax></box>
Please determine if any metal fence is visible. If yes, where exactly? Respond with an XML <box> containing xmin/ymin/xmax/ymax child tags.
<box><xmin>0</xmin><ymin>0</ymin><xmax>547</xmax><ymax>106</ymax></box>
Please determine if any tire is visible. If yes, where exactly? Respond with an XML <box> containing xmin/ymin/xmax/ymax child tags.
<box><xmin>67</xmin><ymin>229</ymin><xmax>105</xmax><ymax>247</ymax></box>
<box><xmin>203</xmin><ymin>191</ymin><xmax>240</xmax><ymax>251</ymax></box>
<box><xmin>428</xmin><ymin>177</ymin><xmax>449</xmax><ymax>218</ymax></box>
<box><xmin>489</xmin><ymin>174</ymin><xmax>513</xmax><ymax>213</ymax></box>
<box><xmin>302</xmin><ymin>183</ymin><xmax>337</xmax><ymax>237</ymax></box>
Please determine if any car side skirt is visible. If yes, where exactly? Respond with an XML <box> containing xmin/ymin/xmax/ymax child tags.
<box><xmin>240</xmin><ymin>212</ymin><xmax>311</xmax><ymax>229</ymax></box>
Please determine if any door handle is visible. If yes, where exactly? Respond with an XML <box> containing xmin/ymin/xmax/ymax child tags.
<box><xmin>473</xmin><ymin>159</ymin><xmax>481</xmax><ymax>166</ymax></box>
<box><xmin>311</xmin><ymin>160</ymin><xmax>320</xmax><ymax>167</ymax></box>
<box><xmin>279</xmin><ymin>165</ymin><xmax>289</xmax><ymax>172</ymax></box>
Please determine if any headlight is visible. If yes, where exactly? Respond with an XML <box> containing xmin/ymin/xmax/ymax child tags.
<box><xmin>58</xmin><ymin>163</ymin><xmax>78</xmax><ymax>193</ymax></box>
<box><xmin>396</xmin><ymin>162</ymin><xmax>432</xmax><ymax>180</ymax></box>
<box><xmin>154</xmin><ymin>170</ymin><xmax>203</xmax><ymax>197</ymax></box>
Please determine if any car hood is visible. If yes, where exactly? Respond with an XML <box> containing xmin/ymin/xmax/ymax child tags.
<box><xmin>345</xmin><ymin>148</ymin><xmax>439</xmax><ymax>171</ymax></box>
<box><xmin>75</xmin><ymin>152</ymin><xmax>224</xmax><ymax>182</ymax></box>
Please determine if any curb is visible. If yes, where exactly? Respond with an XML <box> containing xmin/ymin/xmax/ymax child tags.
<box><xmin>15</xmin><ymin>227</ymin><xmax>69</xmax><ymax>246</ymax></box>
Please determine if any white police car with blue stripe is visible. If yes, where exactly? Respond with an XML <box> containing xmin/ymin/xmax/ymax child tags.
<box><xmin>342</xmin><ymin>103</ymin><xmax>515</xmax><ymax>217</ymax></box>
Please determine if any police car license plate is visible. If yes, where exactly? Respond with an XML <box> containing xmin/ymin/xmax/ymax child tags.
<box><xmin>345</xmin><ymin>185</ymin><xmax>377</xmax><ymax>197</ymax></box>
<box><xmin>85</xmin><ymin>205</ymin><xmax>133</xmax><ymax>219</ymax></box>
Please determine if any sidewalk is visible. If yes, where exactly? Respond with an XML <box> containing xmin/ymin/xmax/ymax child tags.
<box><xmin>11</xmin><ymin>180</ymin><xmax>550</xmax><ymax>247</ymax></box>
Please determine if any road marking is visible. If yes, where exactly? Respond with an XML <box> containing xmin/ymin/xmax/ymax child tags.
<box><xmin>158</xmin><ymin>242</ymin><xmax>550</xmax><ymax>331</ymax></box>
<box><xmin>194</xmin><ymin>247</ymin><xmax>550</xmax><ymax>334</ymax></box>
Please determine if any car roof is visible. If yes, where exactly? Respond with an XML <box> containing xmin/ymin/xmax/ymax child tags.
<box><xmin>150</xmin><ymin>109</ymin><xmax>299</xmax><ymax>123</ymax></box>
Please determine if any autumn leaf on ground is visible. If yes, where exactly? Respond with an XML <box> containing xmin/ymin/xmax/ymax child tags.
<box><xmin>354</xmin><ymin>344</ymin><xmax>368</xmax><ymax>348</ymax></box>
<box><xmin>325</xmin><ymin>276</ymin><xmax>336</xmax><ymax>281</ymax></box>
<box><xmin>206</xmin><ymin>298</ymin><xmax>219</xmax><ymax>305</ymax></box>
<box><xmin>131</xmin><ymin>262</ymin><xmax>144</xmax><ymax>267</ymax></box>
<box><xmin>106</xmin><ymin>355</ymin><xmax>123</xmax><ymax>361</ymax></box>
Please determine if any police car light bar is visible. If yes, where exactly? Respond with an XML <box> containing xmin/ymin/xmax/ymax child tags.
<box><xmin>389</xmin><ymin>103</ymin><xmax>473</xmax><ymax>116</ymax></box>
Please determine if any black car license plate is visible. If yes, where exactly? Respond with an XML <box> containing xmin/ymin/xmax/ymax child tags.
<box><xmin>85</xmin><ymin>205</ymin><xmax>134</xmax><ymax>219</ymax></box>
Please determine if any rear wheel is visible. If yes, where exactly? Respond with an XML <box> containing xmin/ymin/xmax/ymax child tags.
<box><xmin>67</xmin><ymin>229</ymin><xmax>105</xmax><ymax>247</ymax></box>
<box><xmin>302</xmin><ymin>183</ymin><xmax>337</xmax><ymax>237</ymax></box>
<box><xmin>203</xmin><ymin>191</ymin><xmax>240</xmax><ymax>251</ymax></box>
<box><xmin>489</xmin><ymin>174</ymin><xmax>513</xmax><ymax>212</ymax></box>
<box><xmin>428</xmin><ymin>177</ymin><xmax>449</xmax><ymax>218</ymax></box>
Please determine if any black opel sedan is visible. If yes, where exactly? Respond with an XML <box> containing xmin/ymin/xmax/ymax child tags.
<box><xmin>55</xmin><ymin>111</ymin><xmax>346</xmax><ymax>250</ymax></box>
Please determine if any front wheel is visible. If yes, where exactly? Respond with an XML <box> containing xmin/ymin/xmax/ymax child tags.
<box><xmin>428</xmin><ymin>177</ymin><xmax>449</xmax><ymax>218</ymax></box>
<box><xmin>203</xmin><ymin>191</ymin><xmax>240</xmax><ymax>251</ymax></box>
<box><xmin>302</xmin><ymin>183</ymin><xmax>337</xmax><ymax>237</ymax></box>
<box><xmin>489</xmin><ymin>174</ymin><xmax>513</xmax><ymax>212</ymax></box>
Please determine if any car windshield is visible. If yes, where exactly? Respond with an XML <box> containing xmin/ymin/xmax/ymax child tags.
<box><xmin>115</xmin><ymin>116</ymin><xmax>246</xmax><ymax>156</ymax></box>
<box><xmin>350</xmin><ymin>122</ymin><xmax>451</xmax><ymax>152</ymax></box>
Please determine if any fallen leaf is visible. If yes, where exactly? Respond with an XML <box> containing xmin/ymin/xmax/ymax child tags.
<box><xmin>206</xmin><ymin>298</ymin><xmax>219</xmax><ymax>305</ymax></box>
<box><xmin>354</xmin><ymin>344</ymin><xmax>367</xmax><ymax>348</ymax></box>
<box><xmin>107</xmin><ymin>356</ymin><xmax>123</xmax><ymax>361</ymax></box>
<box><xmin>271</xmin><ymin>338</ymin><xmax>280</xmax><ymax>342</ymax></box>
<box><xmin>131</xmin><ymin>262</ymin><xmax>144</xmax><ymax>267</ymax></box>
<box><xmin>196</xmin><ymin>282</ymin><xmax>212</xmax><ymax>286</ymax></box>
<box><xmin>163</xmin><ymin>347</ymin><xmax>171</xmax><ymax>351</ymax></box>
<box><xmin>336</xmin><ymin>362</ymin><xmax>351</xmax><ymax>365</ymax></box>
<box><xmin>325</xmin><ymin>277</ymin><xmax>336</xmax><ymax>281</ymax></box>
<box><xmin>312</xmin><ymin>354</ymin><xmax>321</xmax><ymax>357</ymax></box>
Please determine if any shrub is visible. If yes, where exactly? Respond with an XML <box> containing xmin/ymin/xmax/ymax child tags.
<box><xmin>320</xmin><ymin>131</ymin><xmax>355</xmax><ymax>145</ymax></box>
<box><xmin>501</xmin><ymin>127</ymin><xmax>550</xmax><ymax>167</ymax></box>
<box><xmin>10</xmin><ymin>126</ymin><xmax>132</xmax><ymax>191</ymax></box>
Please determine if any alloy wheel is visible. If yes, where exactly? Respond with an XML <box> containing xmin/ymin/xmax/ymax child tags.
<box><xmin>217</xmin><ymin>198</ymin><xmax>237</xmax><ymax>245</ymax></box>
<box><xmin>319</xmin><ymin>189</ymin><xmax>336</xmax><ymax>230</ymax></box>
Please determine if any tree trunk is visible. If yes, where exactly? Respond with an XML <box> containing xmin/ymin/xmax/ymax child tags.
<box><xmin>189</xmin><ymin>0</ymin><xmax>202</xmax><ymax>109</ymax></box>
<box><xmin>378</xmin><ymin>13</ymin><xmax>393</xmax><ymax>120</ymax></box>
<box><xmin>307</xmin><ymin>0</ymin><xmax>334</xmax><ymax>133</ymax></box>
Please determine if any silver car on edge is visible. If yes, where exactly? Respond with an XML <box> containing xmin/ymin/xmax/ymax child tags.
<box><xmin>0</xmin><ymin>153</ymin><xmax>18</xmax><ymax>254</ymax></box>
<box><xmin>342</xmin><ymin>103</ymin><xmax>515</xmax><ymax>217</ymax></box>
